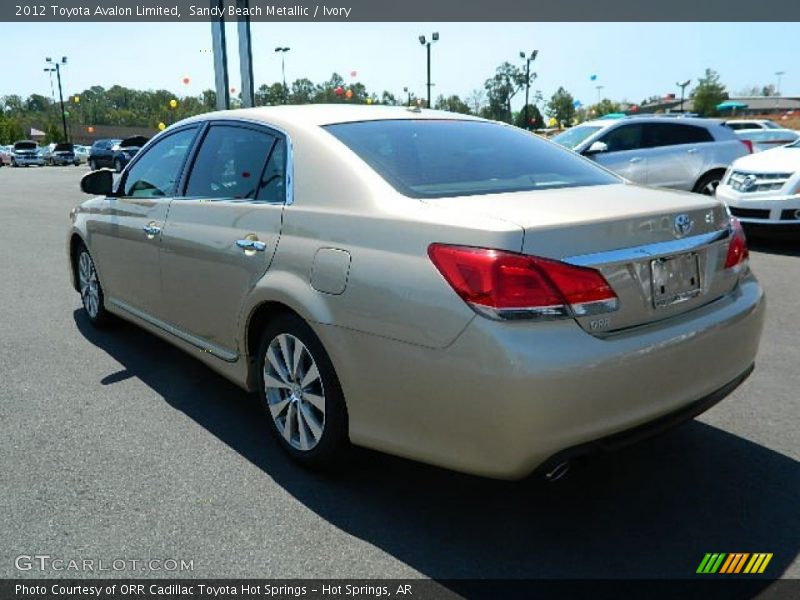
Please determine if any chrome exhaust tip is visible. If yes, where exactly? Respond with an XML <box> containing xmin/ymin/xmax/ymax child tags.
<box><xmin>544</xmin><ymin>461</ymin><xmax>570</xmax><ymax>482</ymax></box>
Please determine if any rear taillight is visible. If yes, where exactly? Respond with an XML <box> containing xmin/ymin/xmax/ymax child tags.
<box><xmin>428</xmin><ymin>244</ymin><xmax>619</xmax><ymax>320</ymax></box>
<box><xmin>724</xmin><ymin>218</ymin><xmax>749</xmax><ymax>269</ymax></box>
<box><xmin>740</xmin><ymin>139</ymin><xmax>754</xmax><ymax>154</ymax></box>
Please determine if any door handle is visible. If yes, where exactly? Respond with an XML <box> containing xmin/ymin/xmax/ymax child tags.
<box><xmin>143</xmin><ymin>224</ymin><xmax>161</xmax><ymax>237</ymax></box>
<box><xmin>236</xmin><ymin>239</ymin><xmax>267</xmax><ymax>252</ymax></box>
<box><xmin>629</xmin><ymin>157</ymin><xmax>643</xmax><ymax>163</ymax></box>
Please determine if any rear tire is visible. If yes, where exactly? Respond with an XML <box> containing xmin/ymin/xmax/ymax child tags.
<box><xmin>75</xmin><ymin>244</ymin><xmax>112</xmax><ymax>328</ymax></box>
<box><xmin>693</xmin><ymin>171</ymin><xmax>724</xmax><ymax>196</ymax></box>
<box><xmin>89</xmin><ymin>159</ymin><xmax>97</xmax><ymax>171</ymax></box>
<box><xmin>256</xmin><ymin>313</ymin><xmax>349</xmax><ymax>469</ymax></box>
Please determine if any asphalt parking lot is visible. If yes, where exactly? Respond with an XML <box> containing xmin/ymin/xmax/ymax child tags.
<box><xmin>1</xmin><ymin>166</ymin><xmax>798</xmax><ymax>583</ymax></box>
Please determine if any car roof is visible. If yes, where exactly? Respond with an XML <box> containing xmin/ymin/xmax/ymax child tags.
<box><xmin>178</xmin><ymin>104</ymin><xmax>485</xmax><ymax>132</ymax></box>
<box><xmin>580</xmin><ymin>115</ymin><xmax>723</xmax><ymax>128</ymax></box>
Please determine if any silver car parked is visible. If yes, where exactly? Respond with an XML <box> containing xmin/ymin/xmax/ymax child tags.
<box><xmin>68</xmin><ymin>106</ymin><xmax>764</xmax><ymax>480</ymax></box>
<box><xmin>553</xmin><ymin>116</ymin><xmax>752</xmax><ymax>195</ymax></box>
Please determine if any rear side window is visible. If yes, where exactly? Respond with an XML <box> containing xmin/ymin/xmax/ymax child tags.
<box><xmin>325</xmin><ymin>119</ymin><xmax>618</xmax><ymax>198</ymax></box>
<box><xmin>184</xmin><ymin>125</ymin><xmax>284</xmax><ymax>202</ymax></box>
<box><xmin>643</xmin><ymin>123</ymin><xmax>713</xmax><ymax>147</ymax></box>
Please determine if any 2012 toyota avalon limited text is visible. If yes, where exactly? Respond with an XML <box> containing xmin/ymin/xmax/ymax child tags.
<box><xmin>67</xmin><ymin>105</ymin><xmax>765</xmax><ymax>480</ymax></box>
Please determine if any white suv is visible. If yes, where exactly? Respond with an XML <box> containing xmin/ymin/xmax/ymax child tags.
<box><xmin>716</xmin><ymin>138</ymin><xmax>800</xmax><ymax>226</ymax></box>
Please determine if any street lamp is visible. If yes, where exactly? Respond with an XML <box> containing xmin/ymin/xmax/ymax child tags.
<box><xmin>775</xmin><ymin>71</ymin><xmax>785</xmax><ymax>96</ymax></box>
<box><xmin>595</xmin><ymin>85</ymin><xmax>604</xmax><ymax>102</ymax></box>
<box><xmin>519</xmin><ymin>50</ymin><xmax>538</xmax><ymax>129</ymax></box>
<box><xmin>274</xmin><ymin>47</ymin><xmax>290</xmax><ymax>104</ymax></box>
<box><xmin>45</xmin><ymin>56</ymin><xmax>69</xmax><ymax>142</ymax></box>
<box><xmin>403</xmin><ymin>86</ymin><xmax>411</xmax><ymax>107</ymax></box>
<box><xmin>418</xmin><ymin>32</ymin><xmax>439</xmax><ymax>108</ymax></box>
<box><xmin>676</xmin><ymin>80</ymin><xmax>690</xmax><ymax>113</ymax></box>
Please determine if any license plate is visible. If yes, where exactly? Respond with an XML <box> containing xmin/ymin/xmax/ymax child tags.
<box><xmin>651</xmin><ymin>253</ymin><xmax>701</xmax><ymax>308</ymax></box>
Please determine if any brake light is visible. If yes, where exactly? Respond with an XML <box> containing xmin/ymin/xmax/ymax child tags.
<box><xmin>740</xmin><ymin>139</ymin><xmax>754</xmax><ymax>154</ymax></box>
<box><xmin>428</xmin><ymin>244</ymin><xmax>619</xmax><ymax>320</ymax></box>
<box><xmin>724</xmin><ymin>218</ymin><xmax>749</xmax><ymax>269</ymax></box>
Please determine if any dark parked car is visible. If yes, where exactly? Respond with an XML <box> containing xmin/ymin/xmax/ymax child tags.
<box><xmin>88</xmin><ymin>136</ymin><xmax>149</xmax><ymax>172</ymax></box>
<box><xmin>47</xmin><ymin>142</ymin><xmax>81</xmax><ymax>166</ymax></box>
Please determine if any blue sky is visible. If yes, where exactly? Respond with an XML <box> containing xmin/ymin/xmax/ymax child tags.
<box><xmin>1</xmin><ymin>22</ymin><xmax>796</xmax><ymax>109</ymax></box>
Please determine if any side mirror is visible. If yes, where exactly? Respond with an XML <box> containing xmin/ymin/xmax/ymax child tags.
<box><xmin>584</xmin><ymin>141</ymin><xmax>609</xmax><ymax>155</ymax></box>
<box><xmin>80</xmin><ymin>169</ymin><xmax>115</xmax><ymax>196</ymax></box>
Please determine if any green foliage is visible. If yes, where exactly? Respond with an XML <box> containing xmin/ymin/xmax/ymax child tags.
<box><xmin>483</xmin><ymin>62</ymin><xmax>532</xmax><ymax>123</ymax></box>
<box><xmin>434</xmin><ymin>94</ymin><xmax>472</xmax><ymax>115</ymax></box>
<box><xmin>590</xmin><ymin>98</ymin><xmax>621</xmax><ymax>118</ymax></box>
<box><xmin>546</xmin><ymin>87</ymin><xmax>576</xmax><ymax>126</ymax></box>
<box><xmin>690</xmin><ymin>69</ymin><xmax>728</xmax><ymax>117</ymax></box>
<box><xmin>514</xmin><ymin>104</ymin><xmax>544</xmax><ymax>129</ymax></box>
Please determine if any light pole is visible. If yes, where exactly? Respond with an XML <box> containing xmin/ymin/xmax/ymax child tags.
<box><xmin>775</xmin><ymin>71</ymin><xmax>785</xmax><ymax>95</ymax></box>
<box><xmin>274</xmin><ymin>47</ymin><xmax>290</xmax><ymax>104</ymax></box>
<box><xmin>677</xmin><ymin>80</ymin><xmax>690</xmax><ymax>113</ymax></box>
<box><xmin>45</xmin><ymin>56</ymin><xmax>68</xmax><ymax>142</ymax></box>
<box><xmin>403</xmin><ymin>86</ymin><xmax>411</xmax><ymax>107</ymax></box>
<box><xmin>595</xmin><ymin>85</ymin><xmax>604</xmax><ymax>102</ymax></box>
<box><xmin>418</xmin><ymin>32</ymin><xmax>439</xmax><ymax>108</ymax></box>
<box><xmin>519</xmin><ymin>50</ymin><xmax>538</xmax><ymax>129</ymax></box>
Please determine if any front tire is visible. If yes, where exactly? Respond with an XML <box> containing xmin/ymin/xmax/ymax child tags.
<box><xmin>75</xmin><ymin>244</ymin><xmax>112</xmax><ymax>327</ymax></box>
<box><xmin>257</xmin><ymin>314</ymin><xmax>349</xmax><ymax>469</ymax></box>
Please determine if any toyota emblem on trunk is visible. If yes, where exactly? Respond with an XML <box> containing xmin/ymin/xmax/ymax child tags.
<box><xmin>673</xmin><ymin>214</ymin><xmax>694</xmax><ymax>238</ymax></box>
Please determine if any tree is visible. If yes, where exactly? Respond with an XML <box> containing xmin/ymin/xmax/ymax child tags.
<box><xmin>434</xmin><ymin>94</ymin><xmax>471</xmax><ymax>115</ymax></box>
<box><xmin>590</xmin><ymin>98</ymin><xmax>621</xmax><ymax>118</ymax></box>
<box><xmin>546</xmin><ymin>87</ymin><xmax>576</xmax><ymax>126</ymax></box>
<box><xmin>690</xmin><ymin>69</ymin><xmax>728</xmax><ymax>117</ymax></box>
<box><xmin>514</xmin><ymin>104</ymin><xmax>544</xmax><ymax>129</ymax></box>
<box><xmin>465</xmin><ymin>88</ymin><xmax>486</xmax><ymax>116</ymax></box>
<box><xmin>761</xmin><ymin>84</ymin><xmax>778</xmax><ymax>97</ymax></box>
<box><xmin>640</xmin><ymin>94</ymin><xmax>664</xmax><ymax>106</ymax></box>
<box><xmin>256</xmin><ymin>83</ymin><xmax>286</xmax><ymax>106</ymax></box>
<box><xmin>483</xmin><ymin>62</ymin><xmax>530</xmax><ymax>123</ymax></box>
<box><xmin>380</xmin><ymin>91</ymin><xmax>399</xmax><ymax>106</ymax></box>
<box><xmin>289</xmin><ymin>78</ymin><xmax>316</xmax><ymax>104</ymax></box>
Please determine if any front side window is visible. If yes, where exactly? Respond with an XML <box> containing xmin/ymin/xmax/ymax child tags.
<box><xmin>122</xmin><ymin>127</ymin><xmax>197</xmax><ymax>198</ymax></box>
<box><xmin>551</xmin><ymin>125</ymin><xmax>603</xmax><ymax>150</ymax></box>
<box><xmin>325</xmin><ymin>119</ymin><xmax>619</xmax><ymax>199</ymax></box>
<box><xmin>599</xmin><ymin>124</ymin><xmax>644</xmax><ymax>152</ymax></box>
<box><xmin>184</xmin><ymin>125</ymin><xmax>284</xmax><ymax>202</ymax></box>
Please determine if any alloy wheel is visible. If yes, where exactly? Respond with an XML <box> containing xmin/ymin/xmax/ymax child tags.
<box><xmin>262</xmin><ymin>333</ymin><xmax>326</xmax><ymax>451</ymax></box>
<box><xmin>77</xmin><ymin>251</ymin><xmax>100</xmax><ymax>318</ymax></box>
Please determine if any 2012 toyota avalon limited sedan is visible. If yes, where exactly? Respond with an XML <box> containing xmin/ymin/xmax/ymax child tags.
<box><xmin>68</xmin><ymin>105</ymin><xmax>765</xmax><ymax>480</ymax></box>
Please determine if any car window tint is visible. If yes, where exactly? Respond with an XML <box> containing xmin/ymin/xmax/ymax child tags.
<box><xmin>122</xmin><ymin>128</ymin><xmax>197</xmax><ymax>198</ymax></box>
<box><xmin>185</xmin><ymin>125</ymin><xmax>279</xmax><ymax>201</ymax></box>
<box><xmin>325</xmin><ymin>119</ymin><xmax>619</xmax><ymax>198</ymax></box>
<box><xmin>643</xmin><ymin>123</ymin><xmax>713</xmax><ymax>148</ymax></box>
<box><xmin>599</xmin><ymin>124</ymin><xmax>643</xmax><ymax>152</ymax></box>
<box><xmin>257</xmin><ymin>138</ymin><xmax>286</xmax><ymax>203</ymax></box>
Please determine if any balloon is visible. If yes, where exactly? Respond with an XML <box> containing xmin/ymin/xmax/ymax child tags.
<box><xmin>345</xmin><ymin>89</ymin><xmax>353</xmax><ymax>99</ymax></box>
<box><xmin>350</xmin><ymin>71</ymin><xmax>357</xmax><ymax>78</ymax></box>
<box><xmin>334</xmin><ymin>86</ymin><xmax>344</xmax><ymax>96</ymax></box>
<box><xmin>182</xmin><ymin>76</ymin><xmax>191</xmax><ymax>85</ymax></box>
<box><xmin>589</xmin><ymin>74</ymin><xmax>597</xmax><ymax>81</ymax></box>
<box><xmin>169</xmin><ymin>99</ymin><xmax>178</xmax><ymax>108</ymax></box>
<box><xmin>630</xmin><ymin>105</ymin><xmax>639</xmax><ymax>112</ymax></box>
<box><xmin>230</xmin><ymin>87</ymin><xmax>236</xmax><ymax>94</ymax></box>
<box><xmin>158</xmin><ymin>122</ymin><xmax>166</xmax><ymax>131</ymax></box>
<box><xmin>573</xmin><ymin>100</ymin><xmax>582</xmax><ymax>108</ymax></box>
<box><xmin>366</xmin><ymin>98</ymin><xmax>373</xmax><ymax>105</ymax></box>
<box><xmin>73</xmin><ymin>95</ymin><xmax>80</xmax><ymax>104</ymax></box>
<box><xmin>63</xmin><ymin>110</ymin><xmax>70</xmax><ymax>118</ymax></box>
<box><xmin>86</xmin><ymin>126</ymin><xmax>95</xmax><ymax>133</ymax></box>
<box><xmin>548</xmin><ymin>117</ymin><xmax>558</xmax><ymax>127</ymax></box>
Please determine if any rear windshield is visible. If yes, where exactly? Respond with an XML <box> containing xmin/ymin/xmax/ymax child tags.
<box><xmin>324</xmin><ymin>119</ymin><xmax>618</xmax><ymax>199</ymax></box>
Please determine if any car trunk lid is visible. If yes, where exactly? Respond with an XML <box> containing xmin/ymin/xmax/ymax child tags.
<box><xmin>424</xmin><ymin>183</ymin><xmax>739</xmax><ymax>333</ymax></box>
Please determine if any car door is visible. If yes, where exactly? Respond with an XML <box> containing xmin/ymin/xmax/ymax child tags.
<box><xmin>87</xmin><ymin>126</ymin><xmax>199</xmax><ymax>319</ymax></box>
<box><xmin>641</xmin><ymin>123</ymin><xmax>711</xmax><ymax>190</ymax></box>
<box><xmin>590</xmin><ymin>123</ymin><xmax>647</xmax><ymax>183</ymax></box>
<box><xmin>158</xmin><ymin>122</ymin><xmax>288</xmax><ymax>359</ymax></box>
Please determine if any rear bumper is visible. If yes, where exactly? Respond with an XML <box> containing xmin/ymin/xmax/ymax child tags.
<box><xmin>535</xmin><ymin>363</ymin><xmax>753</xmax><ymax>476</ymax></box>
<box><xmin>322</xmin><ymin>274</ymin><xmax>765</xmax><ymax>479</ymax></box>
<box><xmin>13</xmin><ymin>156</ymin><xmax>44</xmax><ymax>166</ymax></box>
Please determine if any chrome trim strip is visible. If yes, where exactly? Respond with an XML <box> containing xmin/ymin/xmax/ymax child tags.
<box><xmin>564</xmin><ymin>229</ymin><xmax>731</xmax><ymax>267</ymax></box>
<box><xmin>108</xmin><ymin>298</ymin><xmax>239</xmax><ymax>362</ymax></box>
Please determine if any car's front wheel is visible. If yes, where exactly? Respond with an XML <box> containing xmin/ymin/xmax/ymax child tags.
<box><xmin>693</xmin><ymin>171</ymin><xmax>723</xmax><ymax>195</ymax></box>
<box><xmin>75</xmin><ymin>245</ymin><xmax>112</xmax><ymax>327</ymax></box>
<box><xmin>257</xmin><ymin>314</ymin><xmax>349</xmax><ymax>468</ymax></box>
